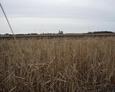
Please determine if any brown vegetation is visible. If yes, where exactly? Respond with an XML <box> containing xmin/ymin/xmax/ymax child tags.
<box><xmin>0</xmin><ymin>37</ymin><xmax>115</xmax><ymax>92</ymax></box>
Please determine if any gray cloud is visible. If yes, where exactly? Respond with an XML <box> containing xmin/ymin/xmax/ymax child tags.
<box><xmin>0</xmin><ymin>0</ymin><xmax>115</xmax><ymax>33</ymax></box>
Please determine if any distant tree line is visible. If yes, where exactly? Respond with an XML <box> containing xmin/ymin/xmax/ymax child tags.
<box><xmin>0</xmin><ymin>31</ymin><xmax>64</xmax><ymax>37</ymax></box>
<box><xmin>88</xmin><ymin>31</ymin><xmax>114</xmax><ymax>34</ymax></box>
<box><xmin>0</xmin><ymin>31</ymin><xmax>115</xmax><ymax>37</ymax></box>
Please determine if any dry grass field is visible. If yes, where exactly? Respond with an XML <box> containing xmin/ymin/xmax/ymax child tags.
<box><xmin>0</xmin><ymin>37</ymin><xmax>115</xmax><ymax>92</ymax></box>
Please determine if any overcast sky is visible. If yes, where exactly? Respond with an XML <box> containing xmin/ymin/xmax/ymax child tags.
<box><xmin>0</xmin><ymin>0</ymin><xmax>115</xmax><ymax>34</ymax></box>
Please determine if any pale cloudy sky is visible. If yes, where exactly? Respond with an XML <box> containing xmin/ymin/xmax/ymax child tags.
<box><xmin>0</xmin><ymin>0</ymin><xmax>115</xmax><ymax>34</ymax></box>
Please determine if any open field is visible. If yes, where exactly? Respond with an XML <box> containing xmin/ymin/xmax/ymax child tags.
<box><xmin>0</xmin><ymin>33</ymin><xmax>115</xmax><ymax>40</ymax></box>
<box><xmin>0</xmin><ymin>37</ymin><xmax>115</xmax><ymax>92</ymax></box>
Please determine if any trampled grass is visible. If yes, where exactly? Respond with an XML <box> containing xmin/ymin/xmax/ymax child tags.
<box><xmin>0</xmin><ymin>37</ymin><xmax>115</xmax><ymax>92</ymax></box>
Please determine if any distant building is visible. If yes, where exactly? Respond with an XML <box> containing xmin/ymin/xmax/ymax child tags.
<box><xmin>58</xmin><ymin>30</ymin><xmax>63</xmax><ymax>34</ymax></box>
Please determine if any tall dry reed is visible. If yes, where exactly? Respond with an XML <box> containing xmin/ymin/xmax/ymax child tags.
<box><xmin>0</xmin><ymin>37</ymin><xmax>115</xmax><ymax>92</ymax></box>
